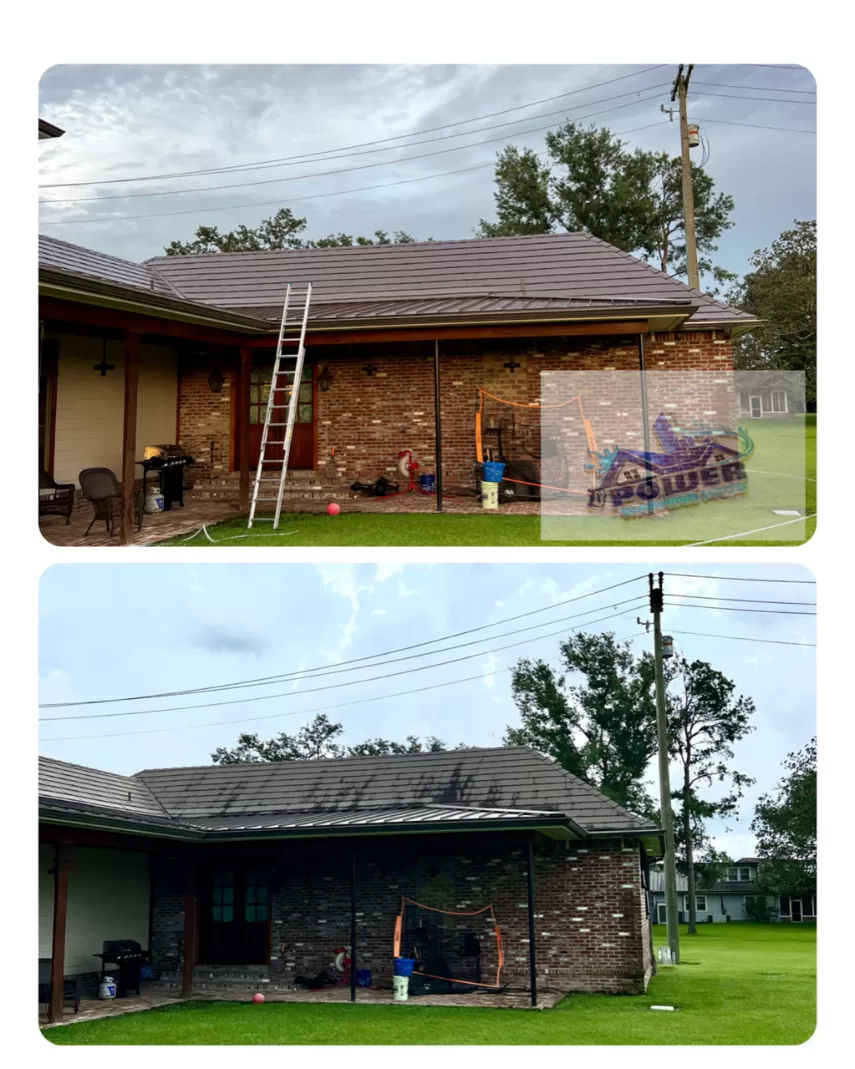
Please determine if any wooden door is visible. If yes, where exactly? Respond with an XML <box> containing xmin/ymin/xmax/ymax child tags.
<box><xmin>247</xmin><ymin>365</ymin><xmax>315</xmax><ymax>471</ymax></box>
<box><xmin>199</xmin><ymin>865</ymin><xmax>270</xmax><ymax>965</ymax></box>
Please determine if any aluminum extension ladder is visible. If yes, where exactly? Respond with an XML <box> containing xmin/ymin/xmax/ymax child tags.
<box><xmin>247</xmin><ymin>282</ymin><xmax>313</xmax><ymax>529</ymax></box>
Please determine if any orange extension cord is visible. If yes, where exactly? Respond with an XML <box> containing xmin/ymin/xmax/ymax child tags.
<box><xmin>393</xmin><ymin>896</ymin><xmax>505</xmax><ymax>990</ymax></box>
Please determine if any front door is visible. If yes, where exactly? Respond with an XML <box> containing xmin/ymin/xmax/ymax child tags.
<box><xmin>200</xmin><ymin>865</ymin><xmax>271</xmax><ymax>965</ymax></box>
<box><xmin>248</xmin><ymin>365</ymin><xmax>315</xmax><ymax>471</ymax></box>
<box><xmin>791</xmin><ymin>899</ymin><xmax>803</xmax><ymax>922</ymax></box>
<box><xmin>749</xmin><ymin>395</ymin><xmax>763</xmax><ymax>418</ymax></box>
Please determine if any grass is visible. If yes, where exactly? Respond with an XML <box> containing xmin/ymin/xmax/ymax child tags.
<box><xmin>45</xmin><ymin>923</ymin><xmax>815</xmax><ymax>1045</ymax></box>
<box><xmin>161</xmin><ymin>417</ymin><xmax>815</xmax><ymax>548</ymax></box>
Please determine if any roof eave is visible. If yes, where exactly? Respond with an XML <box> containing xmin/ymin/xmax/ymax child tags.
<box><xmin>39</xmin><ymin>119</ymin><xmax>65</xmax><ymax>139</ymax></box>
<box><xmin>39</xmin><ymin>268</ymin><xmax>272</xmax><ymax>334</ymax></box>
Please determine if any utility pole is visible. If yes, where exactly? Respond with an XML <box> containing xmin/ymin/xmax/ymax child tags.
<box><xmin>670</xmin><ymin>64</ymin><xmax>700</xmax><ymax>291</ymax></box>
<box><xmin>649</xmin><ymin>571</ymin><xmax>680</xmax><ymax>964</ymax></box>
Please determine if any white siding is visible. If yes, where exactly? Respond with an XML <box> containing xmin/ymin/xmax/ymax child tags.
<box><xmin>38</xmin><ymin>844</ymin><xmax>151</xmax><ymax>975</ymax></box>
<box><xmin>49</xmin><ymin>332</ymin><xmax>178</xmax><ymax>486</ymax></box>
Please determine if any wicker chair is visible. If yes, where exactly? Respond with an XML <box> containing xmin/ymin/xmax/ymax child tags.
<box><xmin>39</xmin><ymin>470</ymin><xmax>75</xmax><ymax>525</ymax></box>
<box><xmin>38</xmin><ymin>958</ymin><xmax>81</xmax><ymax>1016</ymax></box>
<box><xmin>78</xmin><ymin>467</ymin><xmax>121</xmax><ymax>536</ymax></box>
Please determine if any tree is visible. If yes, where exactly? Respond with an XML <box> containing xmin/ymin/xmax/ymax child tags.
<box><xmin>210</xmin><ymin>713</ymin><xmax>451</xmax><ymax>764</ymax></box>
<box><xmin>727</xmin><ymin>221</ymin><xmax>817</xmax><ymax>404</ymax></box>
<box><xmin>506</xmin><ymin>631</ymin><xmax>660</xmax><ymax>815</ymax></box>
<box><xmin>165</xmin><ymin>209</ymin><xmax>416</xmax><ymax>255</ymax></box>
<box><xmin>476</xmin><ymin>122</ymin><xmax>735</xmax><ymax>287</ymax></box>
<box><xmin>751</xmin><ymin>737</ymin><xmax>816</xmax><ymax>898</ymax></box>
<box><xmin>667</xmin><ymin>659</ymin><xmax>755</xmax><ymax>934</ymax></box>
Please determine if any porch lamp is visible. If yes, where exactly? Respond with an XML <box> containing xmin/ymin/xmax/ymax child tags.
<box><xmin>207</xmin><ymin>368</ymin><xmax>226</xmax><ymax>394</ymax></box>
<box><xmin>503</xmin><ymin>359</ymin><xmax>521</xmax><ymax>374</ymax></box>
<box><xmin>362</xmin><ymin>363</ymin><xmax>379</xmax><ymax>377</ymax></box>
<box><xmin>318</xmin><ymin>365</ymin><xmax>334</xmax><ymax>392</ymax></box>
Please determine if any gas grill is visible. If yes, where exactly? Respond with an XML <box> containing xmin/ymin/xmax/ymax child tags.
<box><xmin>93</xmin><ymin>940</ymin><xmax>148</xmax><ymax>998</ymax></box>
<box><xmin>137</xmin><ymin>445</ymin><xmax>195</xmax><ymax>510</ymax></box>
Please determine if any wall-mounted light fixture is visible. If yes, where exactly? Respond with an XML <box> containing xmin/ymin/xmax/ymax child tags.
<box><xmin>318</xmin><ymin>365</ymin><xmax>334</xmax><ymax>392</ymax></box>
<box><xmin>207</xmin><ymin>369</ymin><xmax>226</xmax><ymax>394</ymax></box>
<box><xmin>503</xmin><ymin>359</ymin><xmax>521</xmax><ymax>374</ymax></box>
<box><xmin>362</xmin><ymin>363</ymin><xmax>379</xmax><ymax>377</ymax></box>
<box><xmin>92</xmin><ymin>339</ymin><xmax>116</xmax><ymax>377</ymax></box>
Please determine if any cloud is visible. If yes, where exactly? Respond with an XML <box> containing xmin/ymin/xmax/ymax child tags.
<box><xmin>374</xmin><ymin>563</ymin><xmax>406</xmax><ymax>583</ymax></box>
<box><xmin>315</xmin><ymin>563</ymin><xmax>367</xmax><ymax>649</ymax></box>
<box><xmin>397</xmin><ymin>579</ymin><xmax>419</xmax><ymax>598</ymax></box>
<box><xmin>191</xmin><ymin>624</ymin><xmax>268</xmax><ymax>656</ymax></box>
<box><xmin>481</xmin><ymin>651</ymin><xmax>498</xmax><ymax>688</ymax></box>
<box><xmin>371</xmin><ymin>609</ymin><xmax>389</xmax><ymax>616</ymax></box>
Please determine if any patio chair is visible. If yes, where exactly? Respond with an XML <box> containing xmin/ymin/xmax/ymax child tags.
<box><xmin>39</xmin><ymin>470</ymin><xmax>75</xmax><ymax>525</ymax></box>
<box><xmin>78</xmin><ymin>468</ymin><xmax>143</xmax><ymax>537</ymax></box>
<box><xmin>38</xmin><ymin>958</ymin><xmax>81</xmax><ymax>1016</ymax></box>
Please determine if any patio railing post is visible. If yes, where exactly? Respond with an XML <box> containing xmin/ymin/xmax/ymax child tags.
<box><xmin>120</xmin><ymin>329</ymin><xmax>143</xmax><ymax>545</ymax></box>
<box><xmin>182</xmin><ymin>856</ymin><xmax>198</xmax><ymax>999</ymax></box>
<box><xmin>350</xmin><ymin>843</ymin><xmax>357</xmax><ymax>1002</ymax></box>
<box><xmin>527</xmin><ymin>840</ymin><xmax>537</xmax><ymax>1008</ymax></box>
<box><xmin>48</xmin><ymin>842</ymin><xmax>72</xmax><ymax>1024</ymax></box>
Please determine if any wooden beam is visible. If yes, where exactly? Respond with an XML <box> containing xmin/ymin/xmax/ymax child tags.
<box><xmin>238</xmin><ymin>347</ymin><xmax>253</xmax><ymax>512</ymax></box>
<box><xmin>120</xmin><ymin>331</ymin><xmax>142</xmax><ymax>545</ymax></box>
<box><xmin>527</xmin><ymin>840</ymin><xmax>537</xmax><ymax>1007</ymax></box>
<box><xmin>39</xmin><ymin>296</ymin><xmax>261</xmax><ymax>347</ymax></box>
<box><xmin>244</xmin><ymin>319</ymin><xmax>650</xmax><ymax>349</ymax></box>
<box><xmin>48</xmin><ymin>844</ymin><xmax>72</xmax><ymax>1024</ymax></box>
<box><xmin>182</xmin><ymin>857</ymin><xmax>198</xmax><ymax>998</ymax></box>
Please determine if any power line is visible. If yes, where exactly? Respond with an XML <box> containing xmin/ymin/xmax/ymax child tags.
<box><xmin>692</xmin><ymin>80</ymin><xmax>815</xmax><ymax>94</ymax></box>
<box><xmin>668</xmin><ymin>629</ymin><xmax>815</xmax><ymax>649</ymax></box>
<box><xmin>664</xmin><ymin>572</ymin><xmax>815</xmax><ymax>584</ymax></box>
<box><xmin>666</xmin><ymin>594</ymin><xmax>815</xmax><ymax>606</ymax></box>
<box><xmin>667</xmin><ymin>601</ymin><xmax>815</xmax><ymax>616</ymax></box>
<box><xmin>692</xmin><ymin>91</ymin><xmax>815</xmax><ymax>105</ymax></box>
<box><xmin>41</xmin><ymin>575</ymin><xmax>646</xmax><ymax>708</ymax></box>
<box><xmin>40</xmin><ymin>66</ymin><xmax>668</xmax><ymax>190</ymax></box>
<box><xmin>42</xmin><ymin>85</ymin><xmax>672</xmax><ymax>205</ymax></box>
<box><xmin>39</xmin><ymin>603</ymin><xmax>648</xmax><ymax>723</ymax></box>
<box><xmin>744</xmin><ymin>64</ymin><xmax>809</xmax><ymax>70</ymax></box>
<box><xmin>700</xmin><ymin>117</ymin><xmax>815</xmax><ymax>134</ymax></box>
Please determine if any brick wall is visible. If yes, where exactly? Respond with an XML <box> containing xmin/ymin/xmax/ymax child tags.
<box><xmin>150</xmin><ymin>834</ymin><xmax>652</xmax><ymax>996</ymax></box>
<box><xmin>177</xmin><ymin>330</ymin><xmax>734</xmax><ymax>496</ymax></box>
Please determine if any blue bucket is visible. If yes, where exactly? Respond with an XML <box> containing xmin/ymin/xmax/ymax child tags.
<box><xmin>393</xmin><ymin>957</ymin><xmax>416</xmax><ymax>977</ymax></box>
<box><xmin>482</xmin><ymin>461</ymin><xmax>505</xmax><ymax>483</ymax></box>
<box><xmin>420</xmin><ymin>473</ymin><xmax>436</xmax><ymax>493</ymax></box>
<box><xmin>356</xmin><ymin>969</ymin><xmax>371</xmax><ymax>988</ymax></box>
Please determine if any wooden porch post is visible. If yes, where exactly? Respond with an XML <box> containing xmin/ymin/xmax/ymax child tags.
<box><xmin>182</xmin><ymin>857</ymin><xmax>198</xmax><ymax>998</ymax></box>
<box><xmin>48</xmin><ymin>844</ymin><xmax>72</xmax><ymax>1024</ymax></box>
<box><xmin>239</xmin><ymin>347</ymin><xmax>253</xmax><ymax>512</ymax></box>
<box><xmin>120</xmin><ymin>330</ymin><xmax>143</xmax><ymax>545</ymax></box>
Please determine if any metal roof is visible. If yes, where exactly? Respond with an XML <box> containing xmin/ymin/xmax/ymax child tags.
<box><xmin>145</xmin><ymin>232</ymin><xmax>755</xmax><ymax>329</ymax></box>
<box><xmin>40</xmin><ymin>235</ymin><xmax>180</xmax><ymax>295</ymax></box>
<box><xmin>39</xmin><ymin>748</ymin><xmax>658</xmax><ymax>839</ymax></box>
<box><xmin>39</xmin><ymin>119</ymin><xmax>65</xmax><ymax>140</ymax></box>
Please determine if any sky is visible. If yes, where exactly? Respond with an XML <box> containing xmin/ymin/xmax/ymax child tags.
<box><xmin>38</xmin><ymin>63</ymin><xmax>816</xmax><ymax>283</ymax></box>
<box><xmin>39</xmin><ymin>562</ymin><xmax>815</xmax><ymax>860</ymax></box>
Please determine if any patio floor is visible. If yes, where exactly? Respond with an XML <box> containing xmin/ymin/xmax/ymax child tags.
<box><xmin>40</xmin><ymin>993</ymin><xmax>184</xmax><ymax>1028</ymax></box>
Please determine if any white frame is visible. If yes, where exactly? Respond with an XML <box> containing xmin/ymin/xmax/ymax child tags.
<box><xmin>771</xmin><ymin>389</ymin><xmax>789</xmax><ymax>414</ymax></box>
<box><xmin>657</xmin><ymin>903</ymin><xmax>667</xmax><ymax>924</ymax></box>
<box><xmin>749</xmin><ymin>395</ymin><xmax>763</xmax><ymax>418</ymax></box>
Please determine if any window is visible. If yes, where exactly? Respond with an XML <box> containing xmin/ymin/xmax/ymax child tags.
<box><xmin>695</xmin><ymin>895</ymin><xmax>707</xmax><ymax>913</ymax></box>
<box><xmin>212</xmin><ymin>870</ymin><xmax>235</xmax><ymax>923</ymax></box>
<box><xmin>249</xmin><ymin>368</ymin><xmax>313</xmax><ymax>426</ymax></box>
<box><xmin>728</xmin><ymin>867</ymin><xmax>738</xmax><ymax>881</ymax></box>
<box><xmin>771</xmin><ymin>390</ymin><xmax>788</xmax><ymax>414</ymax></box>
<box><xmin>740</xmin><ymin>867</ymin><xmax>751</xmax><ymax>881</ymax></box>
<box><xmin>780</xmin><ymin>895</ymin><xmax>791</xmax><ymax>917</ymax></box>
<box><xmin>244</xmin><ymin>870</ymin><xmax>269</xmax><ymax>924</ymax></box>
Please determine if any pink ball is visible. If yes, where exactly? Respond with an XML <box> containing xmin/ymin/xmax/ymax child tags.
<box><xmin>327</xmin><ymin>502</ymin><xmax>341</xmax><ymax>516</ymax></box>
<box><xmin>252</xmin><ymin>993</ymin><xmax>265</xmax><ymax>1004</ymax></box>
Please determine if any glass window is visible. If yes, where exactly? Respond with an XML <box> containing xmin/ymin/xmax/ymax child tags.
<box><xmin>728</xmin><ymin>868</ymin><xmax>738</xmax><ymax>881</ymax></box>
<box><xmin>696</xmin><ymin>895</ymin><xmax>707</xmax><ymax>912</ymax></box>
<box><xmin>740</xmin><ymin>867</ymin><xmax>751</xmax><ymax>881</ymax></box>
<box><xmin>771</xmin><ymin>390</ymin><xmax>787</xmax><ymax>413</ymax></box>
<box><xmin>212</xmin><ymin>871</ymin><xmax>235</xmax><ymax>923</ymax></box>
<box><xmin>780</xmin><ymin>896</ymin><xmax>790</xmax><ymax>916</ymax></box>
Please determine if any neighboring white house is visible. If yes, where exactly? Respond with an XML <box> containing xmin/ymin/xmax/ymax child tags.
<box><xmin>648</xmin><ymin>857</ymin><xmax>816</xmax><ymax>924</ymax></box>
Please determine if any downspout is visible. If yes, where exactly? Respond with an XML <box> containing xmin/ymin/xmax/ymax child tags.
<box><xmin>434</xmin><ymin>340</ymin><xmax>443</xmax><ymax>513</ymax></box>
<box><xmin>527</xmin><ymin>841</ymin><xmax>538</xmax><ymax>1007</ymax></box>
<box><xmin>637</xmin><ymin>332</ymin><xmax>654</xmax><ymax>514</ymax></box>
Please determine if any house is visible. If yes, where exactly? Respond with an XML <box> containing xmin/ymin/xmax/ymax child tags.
<box><xmin>648</xmin><ymin>858</ymin><xmax>817</xmax><ymax>924</ymax></box>
<box><xmin>37</xmin><ymin>231</ymin><xmax>758</xmax><ymax>542</ymax></box>
<box><xmin>736</xmin><ymin>372</ymin><xmax>804</xmax><ymax>418</ymax></box>
<box><xmin>39</xmin><ymin>746</ymin><xmax>662</xmax><ymax>1021</ymax></box>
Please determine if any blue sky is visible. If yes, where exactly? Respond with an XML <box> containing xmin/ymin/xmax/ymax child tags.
<box><xmin>38</xmin><ymin>562</ymin><xmax>815</xmax><ymax>859</ymax></box>
<box><xmin>38</xmin><ymin>64</ymin><xmax>816</xmax><ymax>285</ymax></box>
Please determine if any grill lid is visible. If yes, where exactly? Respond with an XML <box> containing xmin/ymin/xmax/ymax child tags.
<box><xmin>143</xmin><ymin>444</ymin><xmax>191</xmax><ymax>460</ymax></box>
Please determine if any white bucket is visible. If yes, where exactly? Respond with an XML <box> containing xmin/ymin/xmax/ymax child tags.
<box><xmin>481</xmin><ymin>481</ymin><xmax>499</xmax><ymax>510</ymax></box>
<box><xmin>392</xmin><ymin>975</ymin><xmax>409</xmax><ymax>1002</ymax></box>
<box><xmin>98</xmin><ymin>977</ymin><xmax>117</xmax><ymax>1000</ymax></box>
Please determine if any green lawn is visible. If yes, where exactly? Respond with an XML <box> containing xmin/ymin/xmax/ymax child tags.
<box><xmin>162</xmin><ymin>417</ymin><xmax>815</xmax><ymax>548</ymax></box>
<box><xmin>45</xmin><ymin>923</ymin><xmax>815</xmax><ymax>1045</ymax></box>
